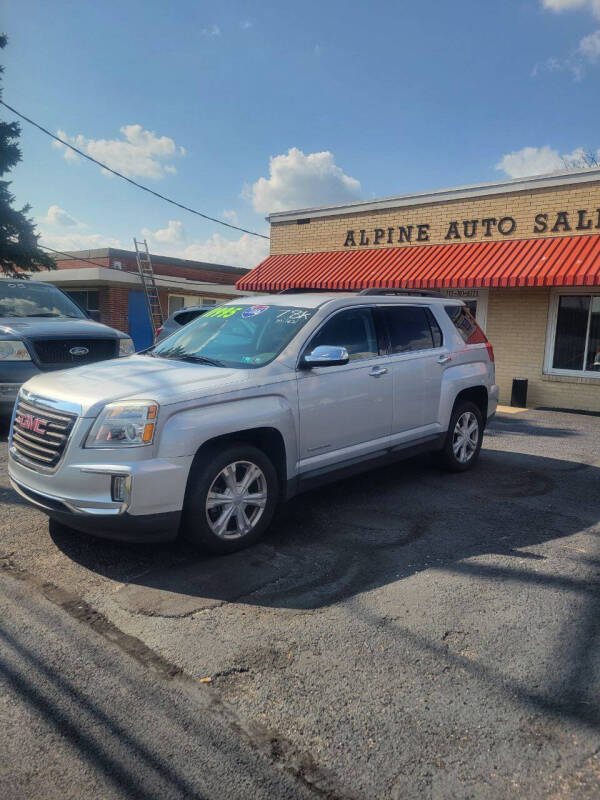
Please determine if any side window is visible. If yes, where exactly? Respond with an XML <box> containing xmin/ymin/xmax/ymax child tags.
<box><xmin>383</xmin><ymin>306</ymin><xmax>435</xmax><ymax>353</ymax></box>
<box><xmin>308</xmin><ymin>308</ymin><xmax>379</xmax><ymax>361</ymax></box>
<box><xmin>426</xmin><ymin>309</ymin><xmax>443</xmax><ymax>347</ymax></box>
<box><xmin>444</xmin><ymin>304</ymin><xmax>487</xmax><ymax>344</ymax></box>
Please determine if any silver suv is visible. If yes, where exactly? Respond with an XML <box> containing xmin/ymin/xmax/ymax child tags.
<box><xmin>8</xmin><ymin>290</ymin><xmax>498</xmax><ymax>554</ymax></box>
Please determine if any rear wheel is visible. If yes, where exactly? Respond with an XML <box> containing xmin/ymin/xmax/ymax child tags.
<box><xmin>438</xmin><ymin>401</ymin><xmax>484</xmax><ymax>472</ymax></box>
<box><xmin>182</xmin><ymin>444</ymin><xmax>279</xmax><ymax>554</ymax></box>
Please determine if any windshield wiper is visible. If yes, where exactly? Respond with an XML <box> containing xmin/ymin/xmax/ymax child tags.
<box><xmin>179</xmin><ymin>354</ymin><xmax>226</xmax><ymax>367</ymax></box>
<box><xmin>21</xmin><ymin>312</ymin><xmax>62</xmax><ymax>317</ymax></box>
<box><xmin>160</xmin><ymin>353</ymin><xmax>225</xmax><ymax>367</ymax></box>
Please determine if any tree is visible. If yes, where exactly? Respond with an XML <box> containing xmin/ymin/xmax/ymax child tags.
<box><xmin>0</xmin><ymin>34</ymin><xmax>54</xmax><ymax>277</ymax></box>
<box><xmin>562</xmin><ymin>149</ymin><xmax>600</xmax><ymax>171</ymax></box>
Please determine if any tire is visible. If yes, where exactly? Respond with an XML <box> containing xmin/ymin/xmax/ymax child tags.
<box><xmin>182</xmin><ymin>444</ymin><xmax>279</xmax><ymax>554</ymax></box>
<box><xmin>437</xmin><ymin>401</ymin><xmax>484</xmax><ymax>472</ymax></box>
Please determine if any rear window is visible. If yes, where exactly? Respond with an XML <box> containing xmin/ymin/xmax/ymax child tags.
<box><xmin>444</xmin><ymin>304</ymin><xmax>487</xmax><ymax>344</ymax></box>
<box><xmin>384</xmin><ymin>306</ymin><xmax>439</xmax><ymax>353</ymax></box>
<box><xmin>175</xmin><ymin>309</ymin><xmax>207</xmax><ymax>326</ymax></box>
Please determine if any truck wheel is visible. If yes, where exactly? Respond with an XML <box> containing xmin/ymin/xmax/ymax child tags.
<box><xmin>437</xmin><ymin>401</ymin><xmax>484</xmax><ymax>472</ymax></box>
<box><xmin>182</xmin><ymin>444</ymin><xmax>279</xmax><ymax>554</ymax></box>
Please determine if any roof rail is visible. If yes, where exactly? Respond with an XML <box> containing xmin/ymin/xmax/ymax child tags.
<box><xmin>358</xmin><ymin>288</ymin><xmax>444</xmax><ymax>298</ymax></box>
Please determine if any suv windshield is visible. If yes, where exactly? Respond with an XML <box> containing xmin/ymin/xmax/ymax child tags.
<box><xmin>151</xmin><ymin>304</ymin><xmax>316</xmax><ymax>368</ymax></box>
<box><xmin>0</xmin><ymin>281</ymin><xmax>86</xmax><ymax>318</ymax></box>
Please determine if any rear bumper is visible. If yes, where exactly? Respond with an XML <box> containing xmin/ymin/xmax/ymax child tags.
<box><xmin>10</xmin><ymin>476</ymin><xmax>180</xmax><ymax>542</ymax></box>
<box><xmin>488</xmin><ymin>384</ymin><xmax>499</xmax><ymax>421</ymax></box>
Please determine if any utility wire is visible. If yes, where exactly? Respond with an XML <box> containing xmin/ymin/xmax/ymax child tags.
<box><xmin>1</xmin><ymin>100</ymin><xmax>269</xmax><ymax>240</ymax></box>
<box><xmin>38</xmin><ymin>244</ymin><xmax>243</xmax><ymax>290</ymax></box>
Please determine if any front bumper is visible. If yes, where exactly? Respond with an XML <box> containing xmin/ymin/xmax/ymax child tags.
<box><xmin>10</xmin><ymin>476</ymin><xmax>182</xmax><ymax>542</ymax></box>
<box><xmin>8</xmin><ymin>410</ymin><xmax>194</xmax><ymax>542</ymax></box>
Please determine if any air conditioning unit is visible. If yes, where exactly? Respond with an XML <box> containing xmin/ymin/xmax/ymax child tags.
<box><xmin>112</xmin><ymin>260</ymin><xmax>122</xmax><ymax>270</ymax></box>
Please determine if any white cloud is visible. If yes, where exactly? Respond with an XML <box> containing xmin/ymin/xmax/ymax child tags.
<box><xmin>537</xmin><ymin>0</ymin><xmax>600</xmax><ymax>79</ymax></box>
<box><xmin>38</xmin><ymin>231</ymin><xmax>122</xmax><ymax>252</ymax></box>
<box><xmin>542</xmin><ymin>0</ymin><xmax>600</xmax><ymax>17</ymax></box>
<box><xmin>53</xmin><ymin>124</ymin><xmax>185</xmax><ymax>179</ymax></box>
<box><xmin>250</xmin><ymin>147</ymin><xmax>361</xmax><ymax>214</ymax></box>
<box><xmin>222</xmin><ymin>209</ymin><xmax>239</xmax><ymax>225</ymax></box>
<box><xmin>531</xmin><ymin>54</ymin><xmax>585</xmax><ymax>79</ymax></box>
<box><xmin>201</xmin><ymin>24</ymin><xmax>221</xmax><ymax>37</ymax></box>
<box><xmin>495</xmin><ymin>145</ymin><xmax>593</xmax><ymax>177</ymax></box>
<box><xmin>182</xmin><ymin>233</ymin><xmax>269</xmax><ymax>269</ymax></box>
<box><xmin>39</xmin><ymin>205</ymin><xmax>79</xmax><ymax>227</ymax></box>
<box><xmin>142</xmin><ymin>222</ymin><xmax>268</xmax><ymax>269</ymax></box>
<box><xmin>36</xmin><ymin>205</ymin><xmax>121</xmax><ymax>251</ymax></box>
<box><xmin>579</xmin><ymin>28</ymin><xmax>600</xmax><ymax>59</ymax></box>
<box><xmin>141</xmin><ymin>220</ymin><xmax>185</xmax><ymax>244</ymax></box>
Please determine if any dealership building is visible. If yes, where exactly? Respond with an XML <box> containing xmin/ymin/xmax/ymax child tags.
<box><xmin>237</xmin><ymin>168</ymin><xmax>600</xmax><ymax>412</ymax></box>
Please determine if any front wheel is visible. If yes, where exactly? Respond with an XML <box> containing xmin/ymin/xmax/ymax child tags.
<box><xmin>437</xmin><ymin>401</ymin><xmax>484</xmax><ymax>472</ymax></box>
<box><xmin>182</xmin><ymin>444</ymin><xmax>279</xmax><ymax>554</ymax></box>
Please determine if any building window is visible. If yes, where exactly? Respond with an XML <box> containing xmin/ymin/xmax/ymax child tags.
<box><xmin>546</xmin><ymin>292</ymin><xmax>600</xmax><ymax>376</ymax></box>
<box><xmin>66</xmin><ymin>290</ymin><xmax>101</xmax><ymax>322</ymax></box>
<box><xmin>168</xmin><ymin>294</ymin><xmax>220</xmax><ymax>315</ymax></box>
<box><xmin>168</xmin><ymin>295</ymin><xmax>185</xmax><ymax>315</ymax></box>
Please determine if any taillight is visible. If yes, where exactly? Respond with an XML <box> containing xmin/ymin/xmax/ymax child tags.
<box><xmin>485</xmin><ymin>342</ymin><xmax>495</xmax><ymax>362</ymax></box>
<box><xmin>154</xmin><ymin>327</ymin><xmax>163</xmax><ymax>340</ymax></box>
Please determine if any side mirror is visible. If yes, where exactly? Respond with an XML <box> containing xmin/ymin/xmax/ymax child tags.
<box><xmin>301</xmin><ymin>345</ymin><xmax>349</xmax><ymax>368</ymax></box>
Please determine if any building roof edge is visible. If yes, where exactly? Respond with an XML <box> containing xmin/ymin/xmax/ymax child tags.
<box><xmin>267</xmin><ymin>167</ymin><xmax>600</xmax><ymax>223</ymax></box>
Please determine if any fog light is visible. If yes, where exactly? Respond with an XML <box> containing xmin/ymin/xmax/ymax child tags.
<box><xmin>111</xmin><ymin>475</ymin><xmax>131</xmax><ymax>503</ymax></box>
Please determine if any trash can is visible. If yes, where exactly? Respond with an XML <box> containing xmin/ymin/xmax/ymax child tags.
<box><xmin>511</xmin><ymin>378</ymin><xmax>528</xmax><ymax>408</ymax></box>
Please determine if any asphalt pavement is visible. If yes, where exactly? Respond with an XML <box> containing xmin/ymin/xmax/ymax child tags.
<box><xmin>0</xmin><ymin>408</ymin><xmax>599</xmax><ymax>799</ymax></box>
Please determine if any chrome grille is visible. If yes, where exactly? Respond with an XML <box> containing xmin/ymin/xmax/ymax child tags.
<box><xmin>11</xmin><ymin>396</ymin><xmax>77</xmax><ymax>469</ymax></box>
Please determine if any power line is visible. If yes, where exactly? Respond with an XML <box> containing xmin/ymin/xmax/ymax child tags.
<box><xmin>1</xmin><ymin>100</ymin><xmax>269</xmax><ymax>240</ymax></box>
<box><xmin>38</xmin><ymin>244</ymin><xmax>244</xmax><ymax>291</ymax></box>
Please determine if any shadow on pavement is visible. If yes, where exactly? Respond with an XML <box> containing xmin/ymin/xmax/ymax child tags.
<box><xmin>48</xmin><ymin>448</ymin><xmax>600</xmax><ymax>616</ymax></box>
<box><xmin>487</xmin><ymin>416</ymin><xmax>580</xmax><ymax>438</ymax></box>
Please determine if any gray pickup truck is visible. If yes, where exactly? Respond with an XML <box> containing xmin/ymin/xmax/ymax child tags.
<box><xmin>0</xmin><ymin>277</ymin><xmax>134</xmax><ymax>415</ymax></box>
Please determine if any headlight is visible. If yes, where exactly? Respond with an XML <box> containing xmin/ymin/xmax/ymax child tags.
<box><xmin>85</xmin><ymin>401</ymin><xmax>158</xmax><ymax>448</ymax></box>
<box><xmin>0</xmin><ymin>340</ymin><xmax>31</xmax><ymax>361</ymax></box>
<box><xmin>118</xmin><ymin>337</ymin><xmax>135</xmax><ymax>357</ymax></box>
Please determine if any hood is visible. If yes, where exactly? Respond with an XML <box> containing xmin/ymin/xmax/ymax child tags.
<box><xmin>22</xmin><ymin>355</ymin><xmax>244</xmax><ymax>416</ymax></box>
<box><xmin>0</xmin><ymin>316</ymin><xmax>123</xmax><ymax>339</ymax></box>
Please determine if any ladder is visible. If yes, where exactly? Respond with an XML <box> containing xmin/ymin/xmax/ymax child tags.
<box><xmin>133</xmin><ymin>238</ymin><xmax>164</xmax><ymax>335</ymax></box>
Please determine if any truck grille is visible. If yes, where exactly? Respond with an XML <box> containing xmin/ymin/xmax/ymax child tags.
<box><xmin>32</xmin><ymin>338</ymin><xmax>117</xmax><ymax>367</ymax></box>
<box><xmin>11</xmin><ymin>396</ymin><xmax>77</xmax><ymax>469</ymax></box>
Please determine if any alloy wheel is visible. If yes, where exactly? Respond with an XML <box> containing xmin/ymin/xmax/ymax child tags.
<box><xmin>205</xmin><ymin>460</ymin><xmax>268</xmax><ymax>539</ymax></box>
<box><xmin>452</xmin><ymin>411</ymin><xmax>479</xmax><ymax>464</ymax></box>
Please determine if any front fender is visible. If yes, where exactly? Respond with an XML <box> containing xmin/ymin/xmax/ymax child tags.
<box><xmin>156</xmin><ymin>394</ymin><xmax>298</xmax><ymax>478</ymax></box>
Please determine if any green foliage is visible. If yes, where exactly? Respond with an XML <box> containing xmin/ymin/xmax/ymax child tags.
<box><xmin>0</xmin><ymin>34</ymin><xmax>54</xmax><ymax>277</ymax></box>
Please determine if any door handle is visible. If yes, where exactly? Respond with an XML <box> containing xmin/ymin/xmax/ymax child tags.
<box><xmin>369</xmin><ymin>366</ymin><xmax>388</xmax><ymax>377</ymax></box>
<box><xmin>437</xmin><ymin>355</ymin><xmax>451</xmax><ymax>365</ymax></box>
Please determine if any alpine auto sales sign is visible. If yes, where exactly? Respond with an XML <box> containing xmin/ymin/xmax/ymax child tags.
<box><xmin>343</xmin><ymin>207</ymin><xmax>600</xmax><ymax>247</ymax></box>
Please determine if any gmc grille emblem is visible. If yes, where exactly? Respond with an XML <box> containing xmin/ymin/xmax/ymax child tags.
<box><xmin>69</xmin><ymin>346</ymin><xmax>89</xmax><ymax>356</ymax></box>
<box><xmin>16</xmin><ymin>413</ymin><xmax>47</xmax><ymax>435</ymax></box>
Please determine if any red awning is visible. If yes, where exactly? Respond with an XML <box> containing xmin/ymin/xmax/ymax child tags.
<box><xmin>236</xmin><ymin>234</ymin><xmax>600</xmax><ymax>292</ymax></box>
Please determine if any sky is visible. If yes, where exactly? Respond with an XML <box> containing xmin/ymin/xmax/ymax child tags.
<box><xmin>4</xmin><ymin>0</ymin><xmax>600</xmax><ymax>268</ymax></box>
